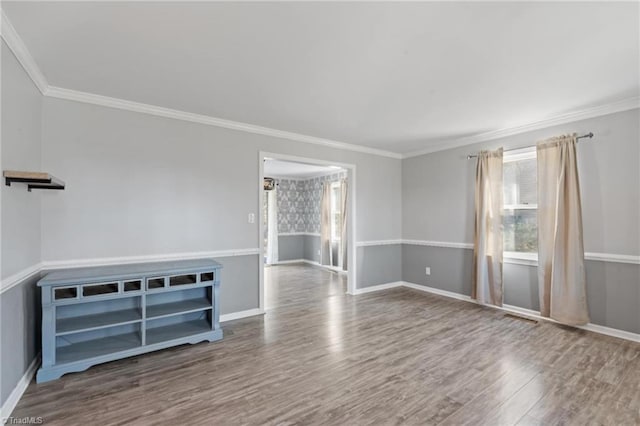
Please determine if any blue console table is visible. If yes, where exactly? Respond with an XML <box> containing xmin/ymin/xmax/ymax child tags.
<box><xmin>37</xmin><ymin>259</ymin><xmax>223</xmax><ymax>383</ymax></box>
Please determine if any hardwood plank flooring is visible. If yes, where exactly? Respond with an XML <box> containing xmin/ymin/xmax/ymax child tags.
<box><xmin>12</xmin><ymin>264</ymin><xmax>640</xmax><ymax>425</ymax></box>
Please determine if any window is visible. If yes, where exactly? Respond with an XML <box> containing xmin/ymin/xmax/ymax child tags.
<box><xmin>503</xmin><ymin>148</ymin><xmax>537</xmax><ymax>254</ymax></box>
<box><xmin>330</xmin><ymin>181</ymin><xmax>342</xmax><ymax>242</ymax></box>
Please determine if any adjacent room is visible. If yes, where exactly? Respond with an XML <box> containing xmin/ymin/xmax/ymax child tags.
<box><xmin>1</xmin><ymin>2</ymin><xmax>639</xmax><ymax>425</ymax></box>
<box><xmin>263</xmin><ymin>158</ymin><xmax>350</xmax><ymax>308</ymax></box>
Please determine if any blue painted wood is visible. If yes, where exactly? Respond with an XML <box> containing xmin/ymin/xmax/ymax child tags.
<box><xmin>37</xmin><ymin>259</ymin><xmax>223</xmax><ymax>383</ymax></box>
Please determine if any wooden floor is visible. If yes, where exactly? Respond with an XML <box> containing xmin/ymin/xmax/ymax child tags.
<box><xmin>13</xmin><ymin>264</ymin><xmax>640</xmax><ymax>425</ymax></box>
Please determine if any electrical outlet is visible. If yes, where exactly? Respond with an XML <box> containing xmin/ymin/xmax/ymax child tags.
<box><xmin>248</xmin><ymin>213</ymin><xmax>255</xmax><ymax>224</ymax></box>
<box><xmin>425</xmin><ymin>267</ymin><xmax>431</xmax><ymax>276</ymax></box>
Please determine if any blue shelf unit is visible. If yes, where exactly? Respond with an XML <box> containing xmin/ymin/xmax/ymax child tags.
<box><xmin>37</xmin><ymin>259</ymin><xmax>223</xmax><ymax>383</ymax></box>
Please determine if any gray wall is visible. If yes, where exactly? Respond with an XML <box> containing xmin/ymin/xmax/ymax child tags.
<box><xmin>277</xmin><ymin>234</ymin><xmax>321</xmax><ymax>264</ymax></box>
<box><xmin>39</xmin><ymin>97</ymin><xmax>402</xmax><ymax>303</ymax></box>
<box><xmin>402</xmin><ymin>244</ymin><xmax>640</xmax><ymax>334</ymax></box>
<box><xmin>277</xmin><ymin>235</ymin><xmax>305</xmax><ymax>262</ymax></box>
<box><xmin>0</xmin><ymin>40</ymin><xmax>43</xmax><ymax>407</ymax></box>
<box><xmin>0</xmin><ymin>275</ymin><xmax>41</xmax><ymax>405</ymax></box>
<box><xmin>401</xmin><ymin>109</ymin><xmax>640</xmax><ymax>334</ymax></box>
<box><xmin>403</xmin><ymin>108</ymin><xmax>640</xmax><ymax>254</ymax></box>
<box><xmin>303</xmin><ymin>234</ymin><xmax>321</xmax><ymax>263</ymax></box>
<box><xmin>1</xmin><ymin>40</ymin><xmax>42</xmax><ymax>279</ymax></box>
<box><xmin>216</xmin><ymin>255</ymin><xmax>260</xmax><ymax>315</ymax></box>
<box><xmin>40</xmin><ymin>97</ymin><xmax>401</xmax><ymax>261</ymax></box>
<box><xmin>358</xmin><ymin>245</ymin><xmax>403</xmax><ymax>288</ymax></box>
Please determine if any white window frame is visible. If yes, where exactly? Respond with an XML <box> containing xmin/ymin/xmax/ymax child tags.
<box><xmin>503</xmin><ymin>147</ymin><xmax>539</xmax><ymax>265</ymax></box>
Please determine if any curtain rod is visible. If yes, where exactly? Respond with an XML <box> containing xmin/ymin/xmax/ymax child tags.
<box><xmin>466</xmin><ymin>132</ymin><xmax>594</xmax><ymax>159</ymax></box>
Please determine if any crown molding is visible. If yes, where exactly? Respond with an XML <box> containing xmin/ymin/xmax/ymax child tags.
<box><xmin>2</xmin><ymin>9</ymin><xmax>637</xmax><ymax>161</ymax></box>
<box><xmin>0</xmin><ymin>9</ymin><xmax>48</xmax><ymax>94</ymax></box>
<box><xmin>401</xmin><ymin>96</ymin><xmax>640</xmax><ymax>159</ymax></box>
<box><xmin>45</xmin><ymin>86</ymin><xmax>403</xmax><ymax>159</ymax></box>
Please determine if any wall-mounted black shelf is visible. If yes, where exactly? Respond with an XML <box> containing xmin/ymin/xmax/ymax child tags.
<box><xmin>4</xmin><ymin>170</ymin><xmax>65</xmax><ymax>191</ymax></box>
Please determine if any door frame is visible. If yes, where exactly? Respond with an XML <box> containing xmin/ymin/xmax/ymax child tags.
<box><xmin>258</xmin><ymin>151</ymin><xmax>357</xmax><ymax>310</ymax></box>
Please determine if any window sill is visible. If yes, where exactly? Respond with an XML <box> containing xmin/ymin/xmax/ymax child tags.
<box><xmin>504</xmin><ymin>251</ymin><xmax>538</xmax><ymax>266</ymax></box>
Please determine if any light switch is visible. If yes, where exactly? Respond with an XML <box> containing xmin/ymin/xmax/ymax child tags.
<box><xmin>248</xmin><ymin>213</ymin><xmax>255</xmax><ymax>224</ymax></box>
<box><xmin>425</xmin><ymin>267</ymin><xmax>431</xmax><ymax>275</ymax></box>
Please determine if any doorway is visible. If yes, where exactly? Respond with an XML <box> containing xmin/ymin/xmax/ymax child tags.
<box><xmin>259</xmin><ymin>152</ymin><xmax>357</xmax><ymax>310</ymax></box>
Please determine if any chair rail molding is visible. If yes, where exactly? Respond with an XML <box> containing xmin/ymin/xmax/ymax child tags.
<box><xmin>356</xmin><ymin>239</ymin><xmax>404</xmax><ymax>247</ymax></box>
<box><xmin>402</xmin><ymin>239</ymin><xmax>640</xmax><ymax>265</ymax></box>
<box><xmin>1</xmin><ymin>249</ymin><xmax>262</xmax><ymax>294</ymax></box>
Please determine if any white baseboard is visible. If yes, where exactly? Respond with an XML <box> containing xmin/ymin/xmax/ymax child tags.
<box><xmin>220</xmin><ymin>308</ymin><xmax>265</xmax><ymax>322</ymax></box>
<box><xmin>401</xmin><ymin>282</ymin><xmax>474</xmax><ymax>303</ymax></box>
<box><xmin>271</xmin><ymin>259</ymin><xmax>308</xmax><ymax>265</ymax></box>
<box><xmin>352</xmin><ymin>281</ymin><xmax>404</xmax><ymax>295</ymax></box>
<box><xmin>272</xmin><ymin>259</ymin><xmax>347</xmax><ymax>274</ymax></box>
<box><xmin>401</xmin><ymin>281</ymin><xmax>640</xmax><ymax>344</ymax></box>
<box><xmin>0</xmin><ymin>354</ymin><xmax>40</xmax><ymax>420</ymax></box>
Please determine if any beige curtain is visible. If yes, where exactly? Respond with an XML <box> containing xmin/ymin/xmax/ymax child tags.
<box><xmin>265</xmin><ymin>188</ymin><xmax>279</xmax><ymax>265</ymax></box>
<box><xmin>537</xmin><ymin>134</ymin><xmax>589</xmax><ymax>325</ymax></box>
<box><xmin>340</xmin><ymin>178</ymin><xmax>348</xmax><ymax>271</ymax></box>
<box><xmin>472</xmin><ymin>148</ymin><xmax>504</xmax><ymax>306</ymax></box>
<box><xmin>320</xmin><ymin>182</ymin><xmax>332</xmax><ymax>265</ymax></box>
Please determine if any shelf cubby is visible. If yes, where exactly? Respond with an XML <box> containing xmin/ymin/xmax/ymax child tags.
<box><xmin>146</xmin><ymin>312</ymin><xmax>212</xmax><ymax>346</ymax></box>
<box><xmin>146</xmin><ymin>287</ymin><xmax>212</xmax><ymax>319</ymax></box>
<box><xmin>56</xmin><ymin>323</ymin><xmax>142</xmax><ymax>364</ymax></box>
<box><xmin>56</xmin><ymin>296</ymin><xmax>142</xmax><ymax>334</ymax></box>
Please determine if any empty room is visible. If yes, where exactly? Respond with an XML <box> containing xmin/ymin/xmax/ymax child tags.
<box><xmin>1</xmin><ymin>1</ymin><xmax>639</xmax><ymax>425</ymax></box>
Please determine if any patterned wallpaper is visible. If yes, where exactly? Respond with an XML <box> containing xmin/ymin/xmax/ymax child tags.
<box><xmin>275</xmin><ymin>171</ymin><xmax>347</xmax><ymax>234</ymax></box>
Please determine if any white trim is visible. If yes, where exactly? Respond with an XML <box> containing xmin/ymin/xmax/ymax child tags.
<box><xmin>402</xmin><ymin>96</ymin><xmax>640</xmax><ymax>158</ymax></box>
<box><xmin>402</xmin><ymin>281</ymin><xmax>474</xmax><ymax>303</ymax></box>
<box><xmin>0</xmin><ymin>354</ymin><xmax>40</xmax><ymax>420</ymax></box>
<box><xmin>401</xmin><ymin>239</ymin><xmax>640</xmax><ymax>265</ymax></box>
<box><xmin>401</xmin><ymin>282</ymin><xmax>640</xmax><ymax>343</ymax></box>
<box><xmin>0</xmin><ymin>263</ymin><xmax>43</xmax><ymax>294</ymax></box>
<box><xmin>278</xmin><ymin>232</ymin><xmax>321</xmax><ymax>237</ymax></box>
<box><xmin>220</xmin><ymin>308</ymin><xmax>265</xmax><ymax>323</ymax></box>
<box><xmin>585</xmin><ymin>252</ymin><xmax>640</xmax><ymax>265</ymax></box>
<box><xmin>46</xmin><ymin>86</ymin><xmax>401</xmax><ymax>159</ymax></box>
<box><xmin>260</xmin><ymin>151</ymin><xmax>357</xmax><ymax>299</ymax></box>
<box><xmin>0</xmin><ymin>10</ymin><xmax>48</xmax><ymax>94</ymax></box>
<box><xmin>3</xmin><ymin>11</ymin><xmax>636</xmax><ymax>161</ymax></box>
<box><xmin>402</xmin><ymin>239</ymin><xmax>474</xmax><ymax>250</ymax></box>
<box><xmin>504</xmin><ymin>251</ymin><xmax>538</xmax><ymax>266</ymax></box>
<box><xmin>41</xmin><ymin>248</ymin><xmax>261</xmax><ymax>270</ymax></box>
<box><xmin>356</xmin><ymin>239</ymin><xmax>403</xmax><ymax>247</ymax></box>
<box><xmin>351</xmin><ymin>281</ymin><xmax>403</xmax><ymax>295</ymax></box>
<box><xmin>270</xmin><ymin>169</ymin><xmax>347</xmax><ymax>181</ymax></box>
<box><xmin>272</xmin><ymin>259</ymin><xmax>308</xmax><ymax>265</ymax></box>
<box><xmin>271</xmin><ymin>259</ymin><xmax>347</xmax><ymax>274</ymax></box>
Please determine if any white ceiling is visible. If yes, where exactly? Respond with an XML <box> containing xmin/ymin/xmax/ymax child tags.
<box><xmin>3</xmin><ymin>2</ymin><xmax>639</xmax><ymax>155</ymax></box>
<box><xmin>264</xmin><ymin>159</ymin><xmax>343</xmax><ymax>179</ymax></box>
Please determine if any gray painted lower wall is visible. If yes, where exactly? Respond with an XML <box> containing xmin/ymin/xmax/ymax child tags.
<box><xmin>215</xmin><ymin>255</ymin><xmax>260</xmax><ymax>315</ymax></box>
<box><xmin>277</xmin><ymin>234</ymin><xmax>321</xmax><ymax>263</ymax></box>
<box><xmin>402</xmin><ymin>244</ymin><xmax>640</xmax><ymax>334</ymax></box>
<box><xmin>303</xmin><ymin>235</ymin><xmax>321</xmax><ymax>263</ymax></box>
<box><xmin>357</xmin><ymin>245</ymin><xmax>403</xmax><ymax>288</ymax></box>
<box><xmin>0</xmin><ymin>276</ymin><xmax>41</xmax><ymax>406</ymax></box>
<box><xmin>277</xmin><ymin>235</ymin><xmax>305</xmax><ymax>262</ymax></box>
